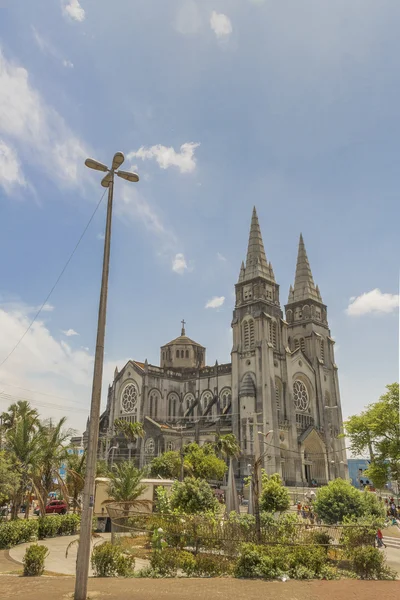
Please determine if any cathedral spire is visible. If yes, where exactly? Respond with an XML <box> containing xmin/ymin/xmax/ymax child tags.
<box><xmin>289</xmin><ymin>233</ymin><xmax>322</xmax><ymax>303</ymax></box>
<box><xmin>243</xmin><ymin>206</ymin><xmax>274</xmax><ymax>282</ymax></box>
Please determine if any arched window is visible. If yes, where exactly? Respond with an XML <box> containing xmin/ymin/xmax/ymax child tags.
<box><xmin>168</xmin><ymin>393</ymin><xmax>179</xmax><ymax>420</ymax></box>
<box><xmin>220</xmin><ymin>388</ymin><xmax>232</xmax><ymax>413</ymax></box>
<box><xmin>269</xmin><ymin>321</ymin><xmax>277</xmax><ymax>349</ymax></box>
<box><xmin>120</xmin><ymin>383</ymin><xmax>139</xmax><ymax>416</ymax></box>
<box><xmin>275</xmin><ymin>379</ymin><xmax>282</xmax><ymax>423</ymax></box>
<box><xmin>294</xmin><ymin>339</ymin><xmax>300</xmax><ymax>351</ymax></box>
<box><xmin>145</xmin><ymin>438</ymin><xmax>155</xmax><ymax>456</ymax></box>
<box><xmin>320</xmin><ymin>339</ymin><xmax>325</xmax><ymax>362</ymax></box>
<box><xmin>167</xmin><ymin>441</ymin><xmax>174</xmax><ymax>451</ymax></box>
<box><xmin>201</xmin><ymin>391</ymin><xmax>213</xmax><ymax>416</ymax></box>
<box><xmin>242</xmin><ymin>318</ymin><xmax>255</xmax><ymax>350</ymax></box>
<box><xmin>300</xmin><ymin>338</ymin><xmax>306</xmax><ymax>353</ymax></box>
<box><xmin>176</xmin><ymin>350</ymin><xmax>179</xmax><ymax>358</ymax></box>
<box><xmin>181</xmin><ymin>350</ymin><xmax>185</xmax><ymax>358</ymax></box>
<box><xmin>184</xmin><ymin>393</ymin><xmax>195</xmax><ymax>413</ymax></box>
<box><xmin>293</xmin><ymin>380</ymin><xmax>309</xmax><ymax>412</ymax></box>
<box><xmin>149</xmin><ymin>390</ymin><xmax>160</xmax><ymax>419</ymax></box>
<box><xmin>185</xmin><ymin>349</ymin><xmax>189</xmax><ymax>358</ymax></box>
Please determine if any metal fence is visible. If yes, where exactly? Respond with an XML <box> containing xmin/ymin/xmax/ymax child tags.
<box><xmin>106</xmin><ymin>503</ymin><xmax>376</xmax><ymax>556</ymax></box>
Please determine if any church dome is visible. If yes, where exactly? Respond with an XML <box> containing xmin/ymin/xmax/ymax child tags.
<box><xmin>160</xmin><ymin>321</ymin><xmax>206</xmax><ymax>369</ymax></box>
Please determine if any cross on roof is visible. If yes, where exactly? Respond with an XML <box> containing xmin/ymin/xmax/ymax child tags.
<box><xmin>181</xmin><ymin>319</ymin><xmax>186</xmax><ymax>335</ymax></box>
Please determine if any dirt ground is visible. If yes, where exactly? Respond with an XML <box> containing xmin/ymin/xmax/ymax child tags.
<box><xmin>0</xmin><ymin>576</ymin><xmax>399</xmax><ymax>600</ymax></box>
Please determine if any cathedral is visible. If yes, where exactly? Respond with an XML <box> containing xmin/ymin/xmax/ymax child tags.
<box><xmin>93</xmin><ymin>207</ymin><xmax>348</xmax><ymax>487</ymax></box>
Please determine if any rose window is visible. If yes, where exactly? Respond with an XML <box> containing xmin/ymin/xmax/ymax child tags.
<box><xmin>121</xmin><ymin>383</ymin><xmax>138</xmax><ymax>413</ymax></box>
<box><xmin>293</xmin><ymin>380</ymin><xmax>309</xmax><ymax>411</ymax></box>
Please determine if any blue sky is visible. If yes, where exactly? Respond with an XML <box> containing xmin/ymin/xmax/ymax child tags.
<box><xmin>0</xmin><ymin>0</ymin><xmax>398</xmax><ymax>434</ymax></box>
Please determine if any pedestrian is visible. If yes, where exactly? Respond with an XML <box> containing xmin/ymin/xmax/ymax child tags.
<box><xmin>297</xmin><ymin>501</ymin><xmax>302</xmax><ymax>515</ymax></box>
<box><xmin>376</xmin><ymin>528</ymin><xmax>386</xmax><ymax>548</ymax></box>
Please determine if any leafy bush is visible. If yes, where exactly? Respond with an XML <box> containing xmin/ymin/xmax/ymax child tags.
<box><xmin>313</xmin><ymin>479</ymin><xmax>364</xmax><ymax>524</ymax></box>
<box><xmin>154</xmin><ymin>486</ymin><xmax>172</xmax><ymax>514</ymax></box>
<box><xmin>189</xmin><ymin>553</ymin><xmax>233</xmax><ymax>577</ymax></box>
<box><xmin>91</xmin><ymin>541</ymin><xmax>135</xmax><ymax>577</ymax></box>
<box><xmin>348</xmin><ymin>546</ymin><xmax>396</xmax><ymax>580</ymax></box>
<box><xmin>38</xmin><ymin>515</ymin><xmax>62</xmax><ymax>539</ymax></box>
<box><xmin>308</xmin><ymin>531</ymin><xmax>332</xmax><ymax>551</ymax></box>
<box><xmin>150</xmin><ymin>548</ymin><xmax>182</xmax><ymax>576</ymax></box>
<box><xmin>259</xmin><ymin>474</ymin><xmax>290</xmax><ymax>513</ymax></box>
<box><xmin>234</xmin><ymin>543</ymin><xmax>328</xmax><ymax>580</ymax></box>
<box><xmin>340</xmin><ymin>517</ymin><xmax>377</xmax><ymax>549</ymax></box>
<box><xmin>169</xmin><ymin>478</ymin><xmax>218</xmax><ymax>515</ymax></box>
<box><xmin>0</xmin><ymin>519</ymin><xmax>38</xmax><ymax>549</ymax></box>
<box><xmin>360</xmin><ymin>491</ymin><xmax>386</xmax><ymax>520</ymax></box>
<box><xmin>56</xmin><ymin>513</ymin><xmax>80</xmax><ymax>536</ymax></box>
<box><xmin>23</xmin><ymin>544</ymin><xmax>48</xmax><ymax>576</ymax></box>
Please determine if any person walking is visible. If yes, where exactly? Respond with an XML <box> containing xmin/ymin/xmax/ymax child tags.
<box><xmin>376</xmin><ymin>528</ymin><xmax>386</xmax><ymax>548</ymax></box>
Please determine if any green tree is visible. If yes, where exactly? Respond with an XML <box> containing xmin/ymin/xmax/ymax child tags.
<box><xmin>65</xmin><ymin>450</ymin><xmax>86</xmax><ymax>513</ymax></box>
<box><xmin>0</xmin><ymin>451</ymin><xmax>20</xmax><ymax>508</ymax></box>
<box><xmin>150</xmin><ymin>450</ymin><xmax>182</xmax><ymax>479</ymax></box>
<box><xmin>183</xmin><ymin>443</ymin><xmax>227</xmax><ymax>481</ymax></box>
<box><xmin>114</xmin><ymin>420</ymin><xmax>145</xmax><ymax>461</ymax></box>
<box><xmin>259</xmin><ymin>473</ymin><xmax>290</xmax><ymax>513</ymax></box>
<box><xmin>31</xmin><ymin>418</ymin><xmax>72</xmax><ymax>516</ymax></box>
<box><xmin>105</xmin><ymin>462</ymin><xmax>150</xmax><ymax>510</ymax></box>
<box><xmin>213</xmin><ymin>433</ymin><xmax>241</xmax><ymax>460</ymax></box>
<box><xmin>169</xmin><ymin>477</ymin><xmax>218</xmax><ymax>514</ymax></box>
<box><xmin>344</xmin><ymin>383</ymin><xmax>399</xmax><ymax>493</ymax></box>
<box><xmin>313</xmin><ymin>479</ymin><xmax>364</xmax><ymax>524</ymax></box>
<box><xmin>360</xmin><ymin>490</ymin><xmax>386</xmax><ymax>520</ymax></box>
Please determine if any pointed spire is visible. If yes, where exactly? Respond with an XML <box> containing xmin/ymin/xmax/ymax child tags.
<box><xmin>243</xmin><ymin>207</ymin><xmax>274</xmax><ymax>282</ymax></box>
<box><xmin>290</xmin><ymin>234</ymin><xmax>322</xmax><ymax>303</ymax></box>
<box><xmin>114</xmin><ymin>366</ymin><xmax>119</xmax><ymax>378</ymax></box>
<box><xmin>238</xmin><ymin>260</ymin><xmax>245</xmax><ymax>282</ymax></box>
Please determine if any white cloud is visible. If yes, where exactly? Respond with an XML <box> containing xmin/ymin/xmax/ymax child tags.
<box><xmin>0</xmin><ymin>139</ymin><xmax>26</xmax><ymax>194</ymax></box>
<box><xmin>210</xmin><ymin>11</ymin><xmax>232</xmax><ymax>39</ymax></box>
<box><xmin>40</xmin><ymin>304</ymin><xmax>55</xmax><ymax>313</ymax></box>
<box><xmin>346</xmin><ymin>289</ymin><xmax>399</xmax><ymax>316</ymax></box>
<box><xmin>61</xmin><ymin>328</ymin><xmax>79</xmax><ymax>337</ymax></box>
<box><xmin>205</xmin><ymin>296</ymin><xmax>225</xmax><ymax>309</ymax></box>
<box><xmin>217</xmin><ymin>252</ymin><xmax>227</xmax><ymax>262</ymax></box>
<box><xmin>97</xmin><ymin>232</ymin><xmax>105</xmax><ymax>241</ymax></box>
<box><xmin>0</xmin><ymin>299</ymin><xmax>128</xmax><ymax>432</ymax></box>
<box><xmin>172</xmin><ymin>253</ymin><xmax>188</xmax><ymax>275</ymax></box>
<box><xmin>63</xmin><ymin>59</ymin><xmax>74</xmax><ymax>69</ymax></box>
<box><xmin>62</xmin><ymin>0</ymin><xmax>85</xmax><ymax>22</ymax></box>
<box><xmin>127</xmin><ymin>142</ymin><xmax>200</xmax><ymax>174</ymax></box>
<box><xmin>0</xmin><ymin>48</ymin><xmax>89</xmax><ymax>188</ymax></box>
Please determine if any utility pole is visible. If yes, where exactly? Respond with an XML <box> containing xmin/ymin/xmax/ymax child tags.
<box><xmin>74</xmin><ymin>153</ymin><xmax>138</xmax><ymax>600</ymax></box>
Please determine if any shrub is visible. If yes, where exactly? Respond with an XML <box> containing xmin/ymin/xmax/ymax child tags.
<box><xmin>150</xmin><ymin>549</ymin><xmax>181</xmax><ymax>576</ymax></box>
<box><xmin>349</xmin><ymin>546</ymin><xmax>396</xmax><ymax>580</ymax></box>
<box><xmin>91</xmin><ymin>541</ymin><xmax>135</xmax><ymax>577</ymax></box>
<box><xmin>234</xmin><ymin>543</ymin><xmax>328</xmax><ymax>580</ymax></box>
<box><xmin>57</xmin><ymin>513</ymin><xmax>80</xmax><ymax>536</ymax></box>
<box><xmin>169</xmin><ymin>478</ymin><xmax>218</xmax><ymax>515</ymax></box>
<box><xmin>259</xmin><ymin>474</ymin><xmax>290</xmax><ymax>513</ymax></box>
<box><xmin>38</xmin><ymin>515</ymin><xmax>61</xmax><ymax>539</ymax></box>
<box><xmin>313</xmin><ymin>479</ymin><xmax>364</xmax><ymax>524</ymax></box>
<box><xmin>360</xmin><ymin>491</ymin><xmax>386</xmax><ymax>520</ymax></box>
<box><xmin>190</xmin><ymin>553</ymin><xmax>233</xmax><ymax>577</ymax></box>
<box><xmin>23</xmin><ymin>544</ymin><xmax>48</xmax><ymax>576</ymax></box>
<box><xmin>0</xmin><ymin>519</ymin><xmax>38</xmax><ymax>549</ymax></box>
<box><xmin>309</xmin><ymin>531</ymin><xmax>332</xmax><ymax>551</ymax></box>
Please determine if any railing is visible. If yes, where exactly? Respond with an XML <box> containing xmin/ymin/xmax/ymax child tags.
<box><xmin>295</xmin><ymin>413</ymin><xmax>314</xmax><ymax>431</ymax></box>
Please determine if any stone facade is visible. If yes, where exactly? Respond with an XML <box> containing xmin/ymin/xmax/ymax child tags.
<box><xmin>91</xmin><ymin>207</ymin><xmax>348</xmax><ymax>487</ymax></box>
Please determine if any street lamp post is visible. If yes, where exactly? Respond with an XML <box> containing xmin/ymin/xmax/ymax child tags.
<box><xmin>74</xmin><ymin>152</ymin><xmax>138</xmax><ymax>600</ymax></box>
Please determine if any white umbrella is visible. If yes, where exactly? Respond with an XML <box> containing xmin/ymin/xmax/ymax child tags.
<box><xmin>226</xmin><ymin>458</ymin><xmax>240</xmax><ymax>515</ymax></box>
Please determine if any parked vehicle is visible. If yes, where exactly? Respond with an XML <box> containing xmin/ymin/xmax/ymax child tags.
<box><xmin>36</xmin><ymin>500</ymin><xmax>68</xmax><ymax>515</ymax></box>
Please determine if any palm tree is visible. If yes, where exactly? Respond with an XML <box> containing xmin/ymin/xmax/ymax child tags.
<box><xmin>104</xmin><ymin>461</ymin><xmax>151</xmax><ymax>513</ymax></box>
<box><xmin>31</xmin><ymin>417</ymin><xmax>73</xmax><ymax>515</ymax></box>
<box><xmin>114</xmin><ymin>420</ymin><xmax>145</xmax><ymax>462</ymax></box>
<box><xmin>65</xmin><ymin>450</ymin><xmax>86</xmax><ymax>513</ymax></box>
<box><xmin>214</xmin><ymin>433</ymin><xmax>241</xmax><ymax>460</ymax></box>
<box><xmin>6</xmin><ymin>412</ymin><xmax>40</xmax><ymax>519</ymax></box>
<box><xmin>1</xmin><ymin>400</ymin><xmax>39</xmax><ymax>431</ymax></box>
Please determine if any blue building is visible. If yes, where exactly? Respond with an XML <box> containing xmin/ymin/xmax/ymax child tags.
<box><xmin>347</xmin><ymin>458</ymin><xmax>372</xmax><ymax>489</ymax></box>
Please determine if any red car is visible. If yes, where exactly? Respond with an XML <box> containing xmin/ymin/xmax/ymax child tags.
<box><xmin>45</xmin><ymin>500</ymin><xmax>68</xmax><ymax>515</ymax></box>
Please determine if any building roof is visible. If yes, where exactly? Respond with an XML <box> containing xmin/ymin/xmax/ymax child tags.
<box><xmin>161</xmin><ymin>321</ymin><xmax>205</xmax><ymax>349</ymax></box>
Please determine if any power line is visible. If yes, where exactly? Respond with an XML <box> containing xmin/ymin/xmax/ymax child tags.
<box><xmin>0</xmin><ymin>188</ymin><xmax>107</xmax><ymax>372</ymax></box>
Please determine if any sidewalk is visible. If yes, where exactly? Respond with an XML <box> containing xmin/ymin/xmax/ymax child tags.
<box><xmin>0</xmin><ymin>577</ymin><xmax>399</xmax><ymax>600</ymax></box>
<box><xmin>8</xmin><ymin>534</ymin><xmax>148</xmax><ymax>576</ymax></box>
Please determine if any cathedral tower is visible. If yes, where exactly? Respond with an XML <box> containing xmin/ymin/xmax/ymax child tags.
<box><xmin>231</xmin><ymin>207</ymin><xmax>284</xmax><ymax>476</ymax></box>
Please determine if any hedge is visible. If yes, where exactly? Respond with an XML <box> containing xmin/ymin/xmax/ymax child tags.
<box><xmin>0</xmin><ymin>514</ymin><xmax>80</xmax><ymax>549</ymax></box>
